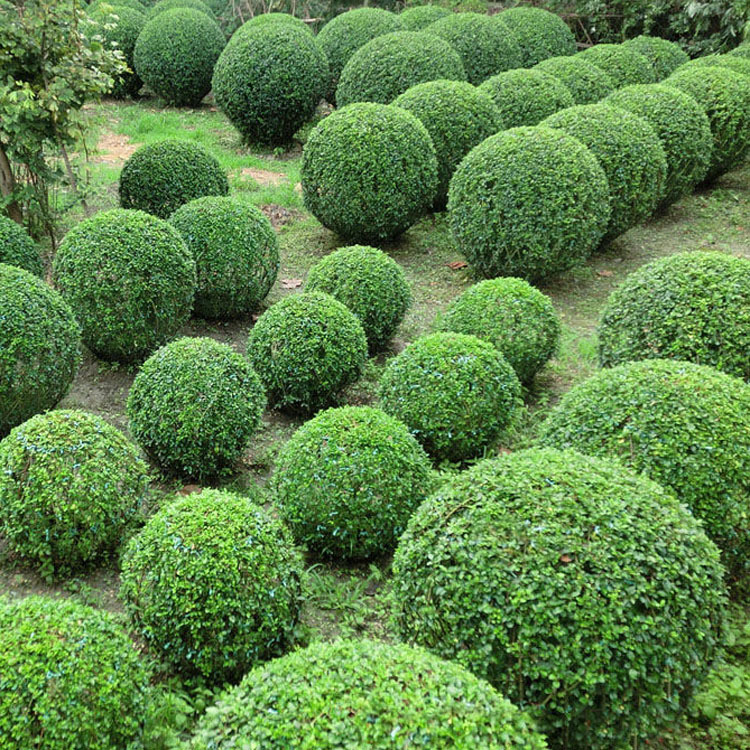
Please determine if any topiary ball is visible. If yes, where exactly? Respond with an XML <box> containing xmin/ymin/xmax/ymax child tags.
<box><xmin>120</xmin><ymin>488</ymin><xmax>303</xmax><ymax>685</ymax></box>
<box><xmin>479</xmin><ymin>68</ymin><xmax>574</xmax><ymax>127</ymax></box>
<box><xmin>187</xmin><ymin>639</ymin><xmax>548</xmax><ymax>749</ymax></box>
<box><xmin>169</xmin><ymin>197</ymin><xmax>279</xmax><ymax>319</ymax></box>
<box><xmin>52</xmin><ymin>209</ymin><xmax>196</xmax><ymax>363</ymax></box>
<box><xmin>306</xmin><ymin>245</ymin><xmax>411</xmax><ymax>352</ymax></box>
<box><xmin>499</xmin><ymin>6</ymin><xmax>577</xmax><ymax>67</ymax></box>
<box><xmin>685</xmin><ymin>53</ymin><xmax>750</xmax><ymax>78</ymax></box>
<box><xmin>0</xmin><ymin>215</ymin><xmax>42</xmax><ymax>276</ymax></box>
<box><xmin>379</xmin><ymin>332</ymin><xmax>521</xmax><ymax>462</ymax></box>
<box><xmin>301</xmin><ymin>103</ymin><xmax>438</xmax><ymax>242</ymax></box>
<box><xmin>538</xmin><ymin>359</ymin><xmax>750</xmax><ymax>584</ymax></box>
<box><xmin>447</xmin><ymin>126</ymin><xmax>610</xmax><ymax>280</ymax></box>
<box><xmin>542</xmin><ymin>103</ymin><xmax>667</xmax><ymax>242</ymax></box>
<box><xmin>437</xmin><ymin>278</ymin><xmax>560</xmax><ymax>384</ymax></box>
<box><xmin>578</xmin><ymin>43</ymin><xmax>656</xmax><ymax>87</ymax></box>
<box><xmin>728</xmin><ymin>43</ymin><xmax>750</xmax><ymax>59</ymax></box>
<box><xmin>146</xmin><ymin>0</ymin><xmax>215</xmax><ymax>21</ymax></box>
<box><xmin>235</xmin><ymin>12</ymin><xmax>312</xmax><ymax>34</ymax></box>
<box><xmin>534</xmin><ymin>54</ymin><xmax>615</xmax><ymax>104</ymax></box>
<box><xmin>393</xmin><ymin>79</ymin><xmax>503</xmax><ymax>207</ymax></box>
<box><xmin>119</xmin><ymin>139</ymin><xmax>229</xmax><ymax>219</ymax></box>
<box><xmin>0</xmin><ymin>596</ymin><xmax>149</xmax><ymax>750</ymax></box>
<box><xmin>272</xmin><ymin>406</ymin><xmax>435</xmax><ymax>560</ymax></box>
<box><xmin>623</xmin><ymin>35</ymin><xmax>689</xmax><ymax>80</ymax></box>
<box><xmin>89</xmin><ymin>0</ymin><xmax>146</xmax><ymax>13</ymax></box>
<box><xmin>247</xmin><ymin>292</ymin><xmax>368</xmax><ymax>413</ymax></box>
<box><xmin>0</xmin><ymin>264</ymin><xmax>80</xmax><ymax>437</ymax></box>
<box><xmin>213</xmin><ymin>25</ymin><xmax>329</xmax><ymax>146</ymax></box>
<box><xmin>399</xmin><ymin>4</ymin><xmax>450</xmax><ymax>30</ymax></box>
<box><xmin>133</xmin><ymin>8</ymin><xmax>225</xmax><ymax>107</ymax></box>
<box><xmin>392</xmin><ymin>447</ymin><xmax>726</xmax><ymax>749</ymax></box>
<box><xmin>335</xmin><ymin>31</ymin><xmax>466</xmax><ymax>107</ymax></box>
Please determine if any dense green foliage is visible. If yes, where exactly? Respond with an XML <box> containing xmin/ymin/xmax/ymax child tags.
<box><xmin>89</xmin><ymin>0</ymin><xmax>146</xmax><ymax>12</ymax></box>
<box><xmin>687</xmin><ymin>53</ymin><xmax>750</xmax><ymax>78</ymax></box>
<box><xmin>534</xmin><ymin>54</ymin><xmax>615</xmax><ymax>104</ymax></box>
<box><xmin>236</xmin><ymin>12</ymin><xmax>312</xmax><ymax>34</ymax></box>
<box><xmin>0</xmin><ymin>215</ymin><xmax>42</xmax><ymax>276</ymax></box>
<box><xmin>578</xmin><ymin>43</ymin><xmax>656</xmax><ymax>87</ymax></box>
<box><xmin>729</xmin><ymin>43</ymin><xmax>750</xmax><ymax>59</ymax></box>
<box><xmin>499</xmin><ymin>6</ymin><xmax>577</xmax><ymax>67</ymax></box>
<box><xmin>399</xmin><ymin>4</ymin><xmax>450</xmax><ymax>30</ymax></box>
<box><xmin>622</xmin><ymin>35</ymin><xmax>689</xmax><ymax>80</ymax></box>
<box><xmin>146</xmin><ymin>0</ymin><xmax>215</xmax><ymax>20</ymax></box>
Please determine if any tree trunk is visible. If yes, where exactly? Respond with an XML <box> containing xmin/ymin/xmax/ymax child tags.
<box><xmin>0</xmin><ymin>143</ymin><xmax>24</xmax><ymax>224</ymax></box>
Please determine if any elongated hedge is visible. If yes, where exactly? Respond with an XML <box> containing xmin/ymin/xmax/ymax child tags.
<box><xmin>0</xmin><ymin>214</ymin><xmax>42</xmax><ymax>276</ymax></box>
<box><xmin>578</xmin><ymin>43</ymin><xmax>656</xmax><ymax>87</ymax></box>
<box><xmin>534</xmin><ymin>54</ymin><xmax>615</xmax><ymax>104</ymax></box>
<box><xmin>499</xmin><ymin>6</ymin><xmax>577</xmax><ymax>67</ymax></box>
<box><xmin>622</xmin><ymin>35</ymin><xmax>689</xmax><ymax>80</ymax></box>
<box><xmin>399</xmin><ymin>4</ymin><xmax>450</xmax><ymax>30</ymax></box>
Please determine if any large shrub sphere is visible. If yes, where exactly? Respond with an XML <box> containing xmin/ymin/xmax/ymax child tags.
<box><xmin>623</xmin><ymin>35</ymin><xmax>689</xmax><ymax>80</ymax></box>
<box><xmin>578</xmin><ymin>43</ymin><xmax>656</xmax><ymax>87</ymax></box>
<box><xmin>392</xmin><ymin>447</ymin><xmax>726</xmax><ymax>749</ymax></box>
<box><xmin>399</xmin><ymin>4</ymin><xmax>450</xmax><ymax>30</ymax></box>
<box><xmin>686</xmin><ymin>53</ymin><xmax>750</xmax><ymax>78</ymax></box>
<box><xmin>499</xmin><ymin>6</ymin><xmax>577</xmax><ymax>67</ymax></box>
<box><xmin>235</xmin><ymin>12</ymin><xmax>312</xmax><ymax>35</ymax></box>
<box><xmin>89</xmin><ymin>0</ymin><xmax>146</xmax><ymax>13</ymax></box>
<box><xmin>534</xmin><ymin>54</ymin><xmax>615</xmax><ymax>104</ymax></box>
<box><xmin>146</xmin><ymin>0</ymin><xmax>215</xmax><ymax>20</ymax></box>
<box><xmin>728</xmin><ymin>44</ymin><xmax>750</xmax><ymax>59</ymax></box>
<box><xmin>0</xmin><ymin>214</ymin><xmax>42</xmax><ymax>276</ymax></box>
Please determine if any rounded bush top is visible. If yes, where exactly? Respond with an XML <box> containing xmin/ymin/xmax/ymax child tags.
<box><xmin>499</xmin><ymin>6</ymin><xmax>577</xmax><ymax>67</ymax></box>
<box><xmin>681</xmin><ymin>53</ymin><xmax>750</xmax><ymax>78</ymax></box>
<box><xmin>578</xmin><ymin>43</ymin><xmax>656</xmax><ymax>87</ymax></box>
<box><xmin>399</xmin><ymin>4</ymin><xmax>450</xmax><ymax>30</ymax></box>
<box><xmin>233</xmin><ymin>11</ymin><xmax>311</xmax><ymax>35</ymax></box>
<box><xmin>147</xmin><ymin>0</ymin><xmax>215</xmax><ymax>20</ymax></box>
<box><xmin>728</xmin><ymin>43</ymin><xmax>750</xmax><ymax>59</ymax></box>
<box><xmin>89</xmin><ymin>0</ymin><xmax>145</xmax><ymax>13</ymax></box>
<box><xmin>0</xmin><ymin>215</ymin><xmax>42</xmax><ymax>276</ymax></box>
<box><xmin>623</xmin><ymin>35</ymin><xmax>689</xmax><ymax>79</ymax></box>
<box><xmin>534</xmin><ymin>54</ymin><xmax>615</xmax><ymax>104</ymax></box>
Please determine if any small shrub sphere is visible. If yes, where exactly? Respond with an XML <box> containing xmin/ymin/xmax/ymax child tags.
<box><xmin>121</xmin><ymin>489</ymin><xmax>303</xmax><ymax>684</ymax></box>
<box><xmin>247</xmin><ymin>292</ymin><xmax>368</xmax><ymax>413</ymax></box>
<box><xmin>119</xmin><ymin>139</ymin><xmax>229</xmax><ymax>219</ymax></box>
<box><xmin>52</xmin><ymin>209</ymin><xmax>196</xmax><ymax>363</ymax></box>
<box><xmin>447</xmin><ymin>126</ymin><xmax>610</xmax><ymax>280</ymax></box>
<box><xmin>499</xmin><ymin>6</ymin><xmax>577</xmax><ymax>67</ymax></box>
<box><xmin>0</xmin><ymin>596</ymin><xmax>149</xmax><ymax>750</ymax></box>
<box><xmin>127</xmin><ymin>337</ymin><xmax>266</xmax><ymax>479</ymax></box>
<box><xmin>534</xmin><ymin>55</ymin><xmax>615</xmax><ymax>104</ymax></box>
<box><xmin>272</xmin><ymin>406</ymin><xmax>435</xmax><ymax>560</ymax></box>
<box><xmin>399</xmin><ymin>4</ymin><xmax>450</xmax><ymax>30</ymax></box>
<box><xmin>0</xmin><ymin>264</ymin><xmax>80</xmax><ymax>437</ymax></box>
<box><xmin>392</xmin><ymin>447</ymin><xmax>726</xmax><ymax>749</ymax></box>
<box><xmin>623</xmin><ymin>35</ymin><xmax>689</xmax><ymax>80</ymax></box>
<box><xmin>187</xmin><ymin>639</ymin><xmax>548</xmax><ymax>749</ymax></box>
<box><xmin>578</xmin><ymin>43</ymin><xmax>656</xmax><ymax>87</ymax></box>
<box><xmin>0</xmin><ymin>214</ymin><xmax>42</xmax><ymax>276</ymax></box>
<box><xmin>301</xmin><ymin>103</ymin><xmax>438</xmax><ymax>241</ymax></box>
<box><xmin>146</xmin><ymin>0</ymin><xmax>215</xmax><ymax>20</ymax></box>
<box><xmin>133</xmin><ymin>8</ymin><xmax>225</xmax><ymax>107</ymax></box>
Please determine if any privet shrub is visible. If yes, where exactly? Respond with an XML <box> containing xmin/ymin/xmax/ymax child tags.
<box><xmin>0</xmin><ymin>214</ymin><xmax>42</xmax><ymax>276</ymax></box>
<box><xmin>247</xmin><ymin>292</ymin><xmax>368</xmax><ymax>413</ymax></box>
<box><xmin>379</xmin><ymin>332</ymin><xmax>522</xmax><ymax>462</ymax></box>
<box><xmin>499</xmin><ymin>6</ymin><xmax>577</xmax><ymax>67</ymax></box>
<box><xmin>0</xmin><ymin>596</ymin><xmax>149</xmax><ymax>750</ymax></box>
<box><xmin>121</xmin><ymin>489</ymin><xmax>303</xmax><ymax>684</ymax></box>
<box><xmin>392</xmin><ymin>447</ymin><xmax>727</xmax><ymax>749</ymax></box>
<box><xmin>542</xmin><ymin>104</ymin><xmax>667</xmax><ymax>241</ymax></box>
<box><xmin>0</xmin><ymin>264</ymin><xmax>80</xmax><ymax>437</ymax></box>
<box><xmin>146</xmin><ymin>0</ymin><xmax>216</xmax><ymax>20</ymax></box>
<box><xmin>399</xmin><ymin>4</ymin><xmax>450</xmax><ymax>30</ymax></box>
<box><xmin>447</xmin><ymin>126</ymin><xmax>610</xmax><ymax>280</ymax></box>
<box><xmin>534</xmin><ymin>55</ymin><xmax>615</xmax><ymax>104</ymax></box>
<box><xmin>236</xmin><ymin>12</ymin><xmax>312</xmax><ymax>34</ymax></box>
<box><xmin>133</xmin><ymin>8</ymin><xmax>225</xmax><ymax>107</ymax></box>
<box><xmin>538</xmin><ymin>359</ymin><xmax>750</xmax><ymax>584</ymax></box>
<box><xmin>301</xmin><ymin>103</ymin><xmax>438</xmax><ymax>241</ymax></box>
<box><xmin>119</xmin><ymin>139</ymin><xmax>228</xmax><ymax>218</ymax></box>
<box><xmin>622</xmin><ymin>35</ymin><xmax>689</xmax><ymax>80</ymax></box>
<box><xmin>578</xmin><ymin>43</ymin><xmax>656</xmax><ymax>87</ymax></box>
<box><xmin>52</xmin><ymin>209</ymin><xmax>196</xmax><ymax>363</ymax></box>
<box><xmin>187</xmin><ymin>639</ymin><xmax>548</xmax><ymax>749</ymax></box>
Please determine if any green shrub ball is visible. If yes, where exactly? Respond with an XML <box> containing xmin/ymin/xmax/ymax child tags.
<box><xmin>306</xmin><ymin>245</ymin><xmax>411</xmax><ymax>352</ymax></box>
<box><xmin>0</xmin><ymin>214</ymin><xmax>42</xmax><ymax>276</ymax></box>
<box><xmin>120</xmin><ymin>489</ymin><xmax>303</xmax><ymax>685</ymax></box>
<box><xmin>169</xmin><ymin>197</ymin><xmax>279</xmax><ymax>319</ymax></box>
<box><xmin>187</xmin><ymin>639</ymin><xmax>548</xmax><ymax>749</ymax></box>
<box><xmin>236</xmin><ymin>12</ymin><xmax>312</xmax><ymax>34</ymax></box>
<box><xmin>272</xmin><ymin>406</ymin><xmax>435</xmax><ymax>560</ymax></box>
<box><xmin>119</xmin><ymin>139</ymin><xmax>229</xmax><ymax>219</ymax></box>
<box><xmin>247</xmin><ymin>292</ymin><xmax>368</xmax><ymax>413</ymax></box>
<box><xmin>146</xmin><ymin>0</ymin><xmax>215</xmax><ymax>21</ymax></box>
<box><xmin>399</xmin><ymin>4</ymin><xmax>450</xmax><ymax>30</ymax></box>
<box><xmin>447</xmin><ymin>126</ymin><xmax>610</xmax><ymax>281</ymax></box>
<box><xmin>578</xmin><ymin>43</ymin><xmax>656</xmax><ymax>87</ymax></box>
<box><xmin>89</xmin><ymin>0</ymin><xmax>146</xmax><ymax>13</ymax></box>
<box><xmin>301</xmin><ymin>103</ymin><xmax>438</xmax><ymax>242</ymax></box>
<box><xmin>686</xmin><ymin>53</ymin><xmax>750</xmax><ymax>78</ymax></box>
<box><xmin>392</xmin><ymin>447</ymin><xmax>726</xmax><ymax>749</ymax></box>
<box><xmin>133</xmin><ymin>8</ymin><xmax>225</xmax><ymax>107</ymax></box>
<box><xmin>538</xmin><ymin>359</ymin><xmax>750</xmax><ymax>584</ymax></box>
<box><xmin>499</xmin><ymin>6</ymin><xmax>577</xmax><ymax>67</ymax></box>
<box><xmin>534</xmin><ymin>54</ymin><xmax>615</xmax><ymax>104</ymax></box>
<box><xmin>623</xmin><ymin>35</ymin><xmax>689</xmax><ymax>80</ymax></box>
<box><xmin>728</xmin><ymin>43</ymin><xmax>750</xmax><ymax>59</ymax></box>
<box><xmin>0</xmin><ymin>596</ymin><xmax>149</xmax><ymax>750</ymax></box>
<box><xmin>53</xmin><ymin>209</ymin><xmax>196</xmax><ymax>363</ymax></box>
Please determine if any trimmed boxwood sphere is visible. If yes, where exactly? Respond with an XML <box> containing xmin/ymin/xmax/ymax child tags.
<box><xmin>499</xmin><ymin>6</ymin><xmax>577</xmax><ymax>67</ymax></box>
<box><xmin>479</xmin><ymin>68</ymin><xmax>574</xmax><ymax>127</ymax></box>
<box><xmin>119</xmin><ymin>139</ymin><xmax>229</xmax><ymax>219</ymax></box>
<box><xmin>0</xmin><ymin>264</ymin><xmax>80</xmax><ymax>437</ymax></box>
<box><xmin>120</xmin><ymin>488</ymin><xmax>303</xmax><ymax>685</ymax></box>
<box><xmin>0</xmin><ymin>215</ymin><xmax>42</xmax><ymax>276</ymax></box>
<box><xmin>335</xmin><ymin>31</ymin><xmax>466</xmax><ymax>107</ymax></box>
<box><xmin>379</xmin><ymin>332</ymin><xmax>522</xmax><ymax>462</ymax></box>
<box><xmin>623</xmin><ymin>35</ymin><xmax>689</xmax><ymax>80</ymax></box>
<box><xmin>399</xmin><ymin>4</ymin><xmax>450</xmax><ymax>30</ymax></box>
<box><xmin>247</xmin><ymin>292</ymin><xmax>368</xmax><ymax>413</ymax></box>
<box><xmin>234</xmin><ymin>12</ymin><xmax>311</xmax><ymax>35</ymax></box>
<box><xmin>534</xmin><ymin>54</ymin><xmax>615</xmax><ymax>104</ymax></box>
<box><xmin>134</xmin><ymin>8</ymin><xmax>225</xmax><ymax>107</ymax></box>
<box><xmin>53</xmin><ymin>209</ymin><xmax>196</xmax><ymax>363</ymax></box>
<box><xmin>306</xmin><ymin>245</ymin><xmax>411</xmax><ymax>352</ymax></box>
<box><xmin>438</xmin><ymin>278</ymin><xmax>560</xmax><ymax>384</ymax></box>
<box><xmin>543</xmin><ymin>104</ymin><xmax>667</xmax><ymax>242</ymax></box>
<box><xmin>127</xmin><ymin>337</ymin><xmax>266</xmax><ymax>479</ymax></box>
<box><xmin>447</xmin><ymin>126</ymin><xmax>610</xmax><ymax>281</ymax></box>
<box><xmin>686</xmin><ymin>53</ymin><xmax>750</xmax><ymax>78</ymax></box>
<box><xmin>578</xmin><ymin>43</ymin><xmax>656</xmax><ymax>87</ymax></box>
<box><xmin>729</xmin><ymin>43</ymin><xmax>750</xmax><ymax>59</ymax></box>
<box><xmin>169</xmin><ymin>197</ymin><xmax>279</xmax><ymax>318</ymax></box>
<box><xmin>0</xmin><ymin>596</ymin><xmax>149</xmax><ymax>750</ymax></box>
<box><xmin>89</xmin><ymin>0</ymin><xmax>145</xmax><ymax>12</ymax></box>
<box><xmin>146</xmin><ymin>0</ymin><xmax>215</xmax><ymax>20</ymax></box>
<box><xmin>392</xmin><ymin>447</ymin><xmax>726</xmax><ymax>749</ymax></box>
<box><xmin>301</xmin><ymin>103</ymin><xmax>438</xmax><ymax>242</ymax></box>
<box><xmin>187</xmin><ymin>639</ymin><xmax>548</xmax><ymax>749</ymax></box>
<box><xmin>272</xmin><ymin>406</ymin><xmax>435</xmax><ymax>560</ymax></box>
<box><xmin>538</xmin><ymin>359</ymin><xmax>750</xmax><ymax>584</ymax></box>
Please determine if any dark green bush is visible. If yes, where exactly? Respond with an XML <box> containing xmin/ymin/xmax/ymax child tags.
<box><xmin>247</xmin><ymin>291</ymin><xmax>368</xmax><ymax>413</ymax></box>
<box><xmin>499</xmin><ymin>6</ymin><xmax>577</xmax><ymax>67</ymax></box>
<box><xmin>538</xmin><ymin>358</ymin><xmax>750</xmax><ymax>584</ymax></box>
<box><xmin>146</xmin><ymin>0</ymin><xmax>215</xmax><ymax>20</ymax></box>
<box><xmin>0</xmin><ymin>596</ymin><xmax>149</xmax><ymax>750</ymax></box>
<box><xmin>187</xmin><ymin>639</ymin><xmax>548</xmax><ymax>749</ymax></box>
<box><xmin>729</xmin><ymin>44</ymin><xmax>750</xmax><ymax>59</ymax></box>
<box><xmin>133</xmin><ymin>8</ymin><xmax>225</xmax><ymax>106</ymax></box>
<box><xmin>169</xmin><ymin>197</ymin><xmax>279</xmax><ymax>318</ymax></box>
<box><xmin>0</xmin><ymin>214</ymin><xmax>42</xmax><ymax>276</ymax></box>
<box><xmin>301</xmin><ymin>103</ymin><xmax>438</xmax><ymax>241</ymax></box>
<box><xmin>121</xmin><ymin>488</ymin><xmax>303</xmax><ymax>685</ymax></box>
<box><xmin>392</xmin><ymin>447</ymin><xmax>727</xmax><ymax>750</ymax></box>
<box><xmin>0</xmin><ymin>264</ymin><xmax>80</xmax><ymax>437</ymax></box>
<box><xmin>543</xmin><ymin>103</ymin><xmax>667</xmax><ymax>241</ymax></box>
<box><xmin>687</xmin><ymin>53</ymin><xmax>750</xmax><ymax>78</ymax></box>
<box><xmin>89</xmin><ymin>0</ymin><xmax>146</xmax><ymax>12</ymax></box>
<box><xmin>447</xmin><ymin>126</ymin><xmax>610</xmax><ymax>280</ymax></box>
<box><xmin>119</xmin><ymin>139</ymin><xmax>229</xmax><ymax>218</ymax></box>
<box><xmin>622</xmin><ymin>35</ymin><xmax>689</xmax><ymax>80</ymax></box>
<box><xmin>399</xmin><ymin>4</ymin><xmax>450</xmax><ymax>30</ymax></box>
<box><xmin>578</xmin><ymin>43</ymin><xmax>656</xmax><ymax>87</ymax></box>
<box><xmin>534</xmin><ymin>54</ymin><xmax>615</xmax><ymax>104</ymax></box>
<box><xmin>236</xmin><ymin>12</ymin><xmax>312</xmax><ymax>34</ymax></box>
<box><xmin>52</xmin><ymin>209</ymin><xmax>196</xmax><ymax>363</ymax></box>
